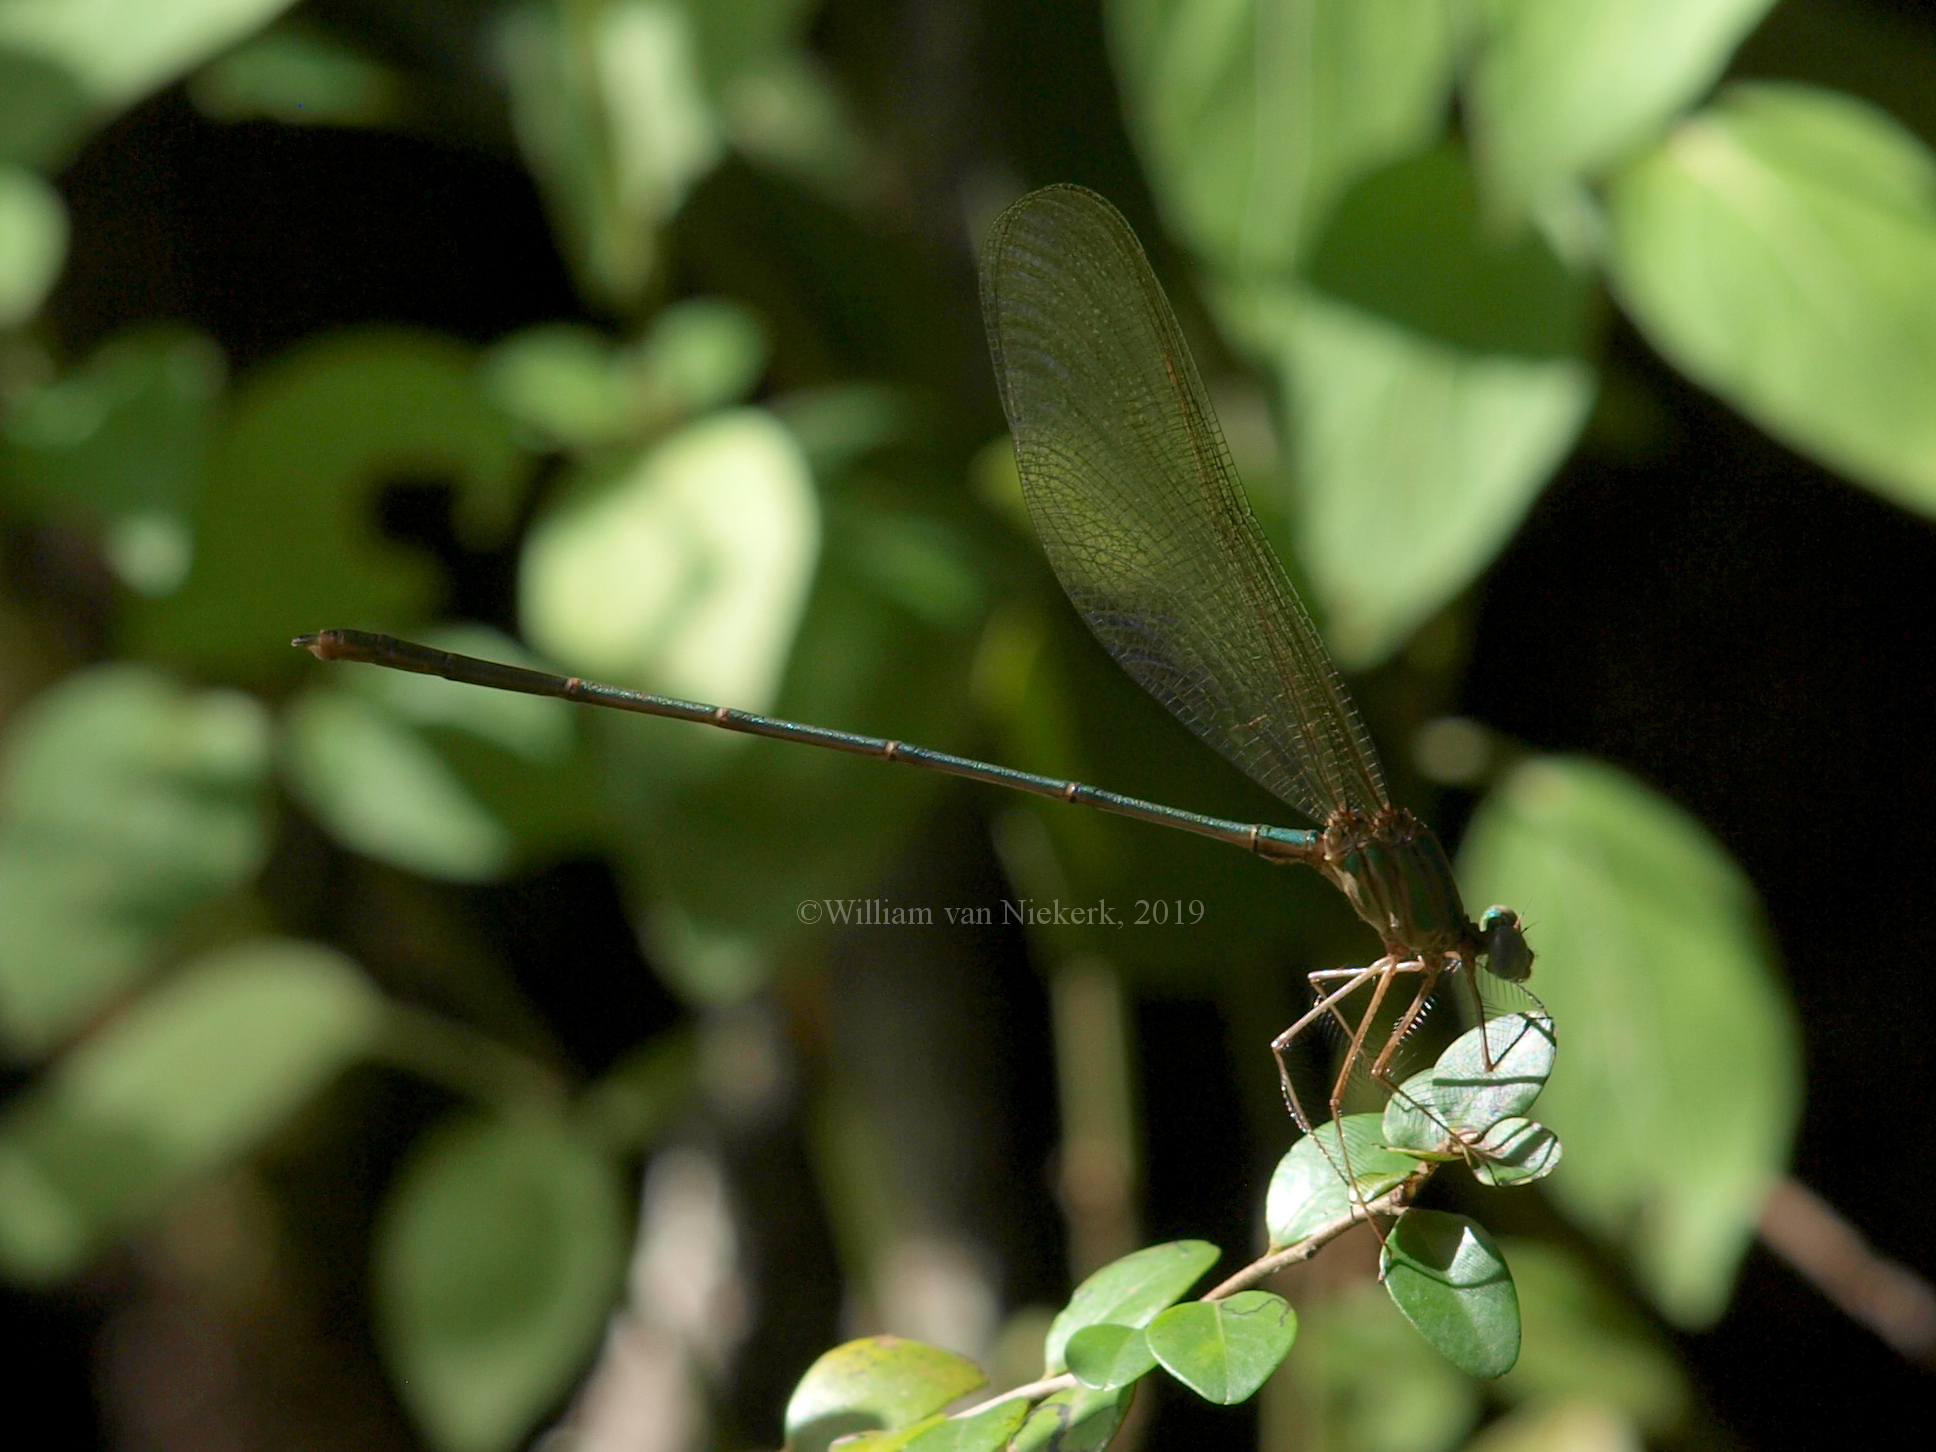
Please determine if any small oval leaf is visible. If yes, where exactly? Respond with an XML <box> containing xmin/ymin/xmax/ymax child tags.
<box><xmin>1380</xmin><ymin>1209</ymin><xmax>1520</xmax><ymax>1379</ymax></box>
<box><xmin>1063</xmin><ymin>1323</ymin><xmax>1156</xmax><ymax>1391</ymax></box>
<box><xmin>1470</xmin><ymin>1119</ymin><xmax>1563</xmax><ymax>1188</ymax></box>
<box><xmin>902</xmin><ymin>1398</ymin><xmax>1029</xmax><ymax>1452</ymax></box>
<box><xmin>784</xmin><ymin>1336</ymin><xmax>986</xmax><ymax>1452</ymax></box>
<box><xmin>1265</xmin><ymin>1114</ymin><xmax>1415</xmax><ymax>1249</ymax></box>
<box><xmin>1043</xmin><ymin>1240</ymin><xmax>1220</xmax><ymax>1373</ymax></box>
<box><xmin>1382</xmin><ymin>1011</ymin><xmax>1557</xmax><ymax>1151</ymax></box>
<box><xmin>1009</xmin><ymin>1384</ymin><xmax>1131</xmax><ymax>1452</ymax></box>
<box><xmin>1146</xmin><ymin>1291</ymin><xmax>1297</xmax><ymax>1405</ymax></box>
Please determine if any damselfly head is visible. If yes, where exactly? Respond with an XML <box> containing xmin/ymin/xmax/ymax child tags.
<box><xmin>1478</xmin><ymin>905</ymin><xmax>1534</xmax><ymax>982</ymax></box>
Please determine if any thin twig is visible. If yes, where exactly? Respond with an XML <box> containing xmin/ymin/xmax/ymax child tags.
<box><xmin>1202</xmin><ymin>1182</ymin><xmax>1414</xmax><ymax>1301</ymax></box>
<box><xmin>1759</xmin><ymin>1175</ymin><xmax>1936</xmax><ymax>1369</ymax></box>
<box><xmin>950</xmin><ymin>1177</ymin><xmax>1416</xmax><ymax>1421</ymax></box>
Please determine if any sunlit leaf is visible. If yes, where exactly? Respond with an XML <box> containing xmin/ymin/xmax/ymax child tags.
<box><xmin>1380</xmin><ymin>1209</ymin><xmax>1520</xmax><ymax>1379</ymax></box>
<box><xmin>376</xmin><ymin>1113</ymin><xmax>629</xmax><ymax>1452</ymax></box>
<box><xmin>1063</xmin><ymin>1322</ymin><xmax>1156</xmax><ymax>1391</ymax></box>
<box><xmin>1043</xmin><ymin>1239</ymin><xmax>1220</xmax><ymax>1373</ymax></box>
<box><xmin>631</xmin><ymin>296</ymin><xmax>767</xmax><ymax>418</ymax></box>
<box><xmin>1146</xmin><ymin>1291</ymin><xmax>1296</xmax><ymax>1404</ymax></box>
<box><xmin>187</xmin><ymin>20</ymin><xmax>399</xmax><ymax>126</ymax></box>
<box><xmin>1381</xmin><ymin>1012</ymin><xmax>1556</xmax><ymax>1152</ymax></box>
<box><xmin>1009</xmin><ymin>1385</ymin><xmax>1131</xmax><ymax>1452</ymax></box>
<box><xmin>834</xmin><ymin>1415</ymin><xmax>948</xmax><ymax>1452</ymax></box>
<box><xmin>720</xmin><ymin>48</ymin><xmax>870</xmax><ymax>201</ymax></box>
<box><xmin>0</xmin><ymin>0</ymin><xmax>298</xmax><ymax>109</ymax></box>
<box><xmin>281</xmin><ymin>688</ymin><xmax>516</xmax><ymax>883</ymax></box>
<box><xmin>1467</xmin><ymin>0</ymin><xmax>1774</xmax><ymax>213</ymax></box>
<box><xmin>0</xmin><ymin>939</ymin><xmax>381</xmax><ymax>1282</ymax></box>
<box><xmin>484</xmin><ymin>301</ymin><xmax>766</xmax><ymax>451</ymax></box>
<box><xmin>783</xmin><ymin>1336</ymin><xmax>986</xmax><ymax>1452</ymax></box>
<box><xmin>1265</xmin><ymin>1114</ymin><xmax>1415</xmax><ymax>1249</ymax></box>
<box><xmin>1110</xmin><ymin>0</ymin><xmax>1456</xmax><ymax>273</ymax></box>
<box><xmin>131</xmin><ymin>328</ymin><xmax>523</xmax><ymax>672</ymax></box>
<box><xmin>1607</xmin><ymin>82</ymin><xmax>1936</xmax><ymax>520</ymax></box>
<box><xmin>1275</xmin><ymin>1278</ymin><xmax>1479</xmax><ymax>1452</ymax></box>
<box><xmin>0</xmin><ymin>161</ymin><xmax>63</xmax><ymax>327</ymax></box>
<box><xmin>482</xmin><ymin>324</ymin><xmax>629</xmax><ymax>448</ymax></box>
<box><xmin>0</xmin><ymin>666</ymin><xmax>270</xmax><ymax>1052</ymax></box>
<box><xmin>1222</xmin><ymin>233</ymin><xmax>1591</xmax><ymax>668</ymax></box>
<box><xmin>1459</xmin><ymin>756</ymin><xmax>1801</xmax><ymax>1327</ymax></box>
<box><xmin>902</xmin><ymin>1398</ymin><xmax>1028</xmax><ymax>1452</ymax></box>
<box><xmin>293</xmin><ymin>623</ymin><xmax>596</xmax><ymax>871</ymax></box>
<box><xmin>521</xmin><ymin>406</ymin><xmax>818</xmax><ymax>711</ymax></box>
<box><xmin>498</xmin><ymin>0</ymin><xmax>723</xmax><ymax>308</ymax></box>
<box><xmin>1493</xmin><ymin>1239</ymin><xmax>1688</xmax><ymax>1435</ymax></box>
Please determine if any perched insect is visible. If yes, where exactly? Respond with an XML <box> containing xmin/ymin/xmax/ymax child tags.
<box><xmin>298</xmin><ymin>184</ymin><xmax>1536</xmax><ymax>1193</ymax></box>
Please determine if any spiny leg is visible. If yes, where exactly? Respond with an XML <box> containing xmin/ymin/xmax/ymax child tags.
<box><xmin>1364</xmin><ymin>964</ymin><xmax>1453</xmax><ymax>1150</ymax></box>
<box><xmin>1321</xmin><ymin>961</ymin><xmax>1411</xmax><ymax>1229</ymax></box>
<box><xmin>1271</xmin><ymin>960</ymin><xmax>1390</xmax><ymax>1134</ymax></box>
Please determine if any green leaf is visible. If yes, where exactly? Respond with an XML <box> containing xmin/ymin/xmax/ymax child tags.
<box><xmin>131</xmin><ymin>328</ymin><xmax>523</xmax><ymax>673</ymax></box>
<box><xmin>1277</xmin><ymin>1279</ymin><xmax>1479</xmax><ymax>1452</ymax></box>
<box><xmin>520</xmin><ymin>407</ymin><xmax>818</xmax><ymax>711</ymax></box>
<box><xmin>281</xmin><ymin>688</ymin><xmax>516</xmax><ymax>883</ymax></box>
<box><xmin>1380</xmin><ymin>1209</ymin><xmax>1520</xmax><ymax>1379</ymax></box>
<box><xmin>1064</xmin><ymin>1322</ymin><xmax>1157</xmax><ymax>1391</ymax></box>
<box><xmin>902</xmin><ymin>1398</ymin><xmax>1029</xmax><ymax>1452</ymax></box>
<box><xmin>1110</xmin><ymin>0</ymin><xmax>1456</xmax><ymax>273</ymax></box>
<box><xmin>0</xmin><ymin>46</ymin><xmax>92</xmax><ymax>166</ymax></box>
<box><xmin>1146</xmin><ymin>1291</ymin><xmax>1297</xmax><ymax>1404</ymax></box>
<box><xmin>187</xmin><ymin>21</ymin><xmax>401</xmax><ymax>127</ymax></box>
<box><xmin>0</xmin><ymin>0</ymin><xmax>299</xmax><ymax>109</ymax></box>
<box><xmin>833</xmin><ymin>1414</ymin><xmax>948</xmax><ymax>1452</ymax></box>
<box><xmin>1463</xmin><ymin>1400</ymin><xmax>1646</xmax><ymax>1452</ymax></box>
<box><xmin>1381</xmin><ymin>1011</ymin><xmax>1556</xmax><ymax>1152</ymax></box>
<box><xmin>1228</xmin><ymin>280</ymin><xmax>1591</xmax><ymax>667</ymax></box>
<box><xmin>1009</xmin><ymin>1385</ymin><xmax>1131</xmax><ymax>1452</ymax></box>
<box><xmin>0</xmin><ymin>939</ymin><xmax>381</xmax><ymax>1282</ymax></box>
<box><xmin>1</xmin><ymin>325</ymin><xmax>223</xmax><ymax>595</ymax></box>
<box><xmin>0</xmin><ymin>666</ymin><xmax>270</xmax><ymax>1052</ymax></box>
<box><xmin>1466</xmin><ymin>1119</ymin><xmax>1562</xmax><ymax>1188</ymax></box>
<box><xmin>1607</xmin><ymin>82</ymin><xmax>1936</xmax><ymax>520</ymax></box>
<box><xmin>1467</xmin><ymin>0</ymin><xmax>1774</xmax><ymax>213</ymax></box>
<box><xmin>1493</xmin><ymin>1239</ymin><xmax>1688</xmax><ymax>1434</ymax></box>
<box><xmin>632</xmin><ymin>297</ymin><xmax>768</xmax><ymax>418</ymax></box>
<box><xmin>483</xmin><ymin>301</ymin><xmax>766</xmax><ymax>451</ymax></box>
<box><xmin>497</xmin><ymin>0</ymin><xmax>723</xmax><ymax>309</ymax></box>
<box><xmin>285</xmin><ymin>623</ymin><xmax>593</xmax><ymax>878</ymax></box>
<box><xmin>1459</xmin><ymin>756</ymin><xmax>1800</xmax><ymax>1326</ymax></box>
<box><xmin>784</xmin><ymin>1336</ymin><xmax>987</xmax><ymax>1452</ymax></box>
<box><xmin>375</xmin><ymin>1113</ymin><xmax>629</xmax><ymax>1452</ymax></box>
<box><xmin>1307</xmin><ymin>144</ymin><xmax>1592</xmax><ymax>358</ymax></box>
<box><xmin>1043</xmin><ymin>1240</ymin><xmax>1220</xmax><ymax>1373</ymax></box>
<box><xmin>1265</xmin><ymin>1114</ymin><xmax>1416</xmax><ymax>1249</ymax></box>
<box><xmin>0</xmin><ymin>161</ymin><xmax>64</xmax><ymax>327</ymax></box>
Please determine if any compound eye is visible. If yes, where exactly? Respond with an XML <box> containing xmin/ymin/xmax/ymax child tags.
<box><xmin>1479</xmin><ymin>906</ymin><xmax>1534</xmax><ymax>982</ymax></box>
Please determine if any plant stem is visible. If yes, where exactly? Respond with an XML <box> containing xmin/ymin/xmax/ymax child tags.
<box><xmin>376</xmin><ymin>1002</ymin><xmax>570</xmax><ymax>1113</ymax></box>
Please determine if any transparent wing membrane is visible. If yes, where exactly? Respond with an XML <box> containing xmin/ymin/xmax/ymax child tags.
<box><xmin>980</xmin><ymin>185</ymin><xmax>1387</xmax><ymax>825</ymax></box>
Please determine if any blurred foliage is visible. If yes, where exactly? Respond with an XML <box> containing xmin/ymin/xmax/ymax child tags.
<box><xmin>2</xmin><ymin>0</ymin><xmax>1930</xmax><ymax>1449</ymax></box>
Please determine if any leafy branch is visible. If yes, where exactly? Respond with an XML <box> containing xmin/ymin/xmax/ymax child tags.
<box><xmin>782</xmin><ymin>1012</ymin><xmax>1560</xmax><ymax>1452</ymax></box>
